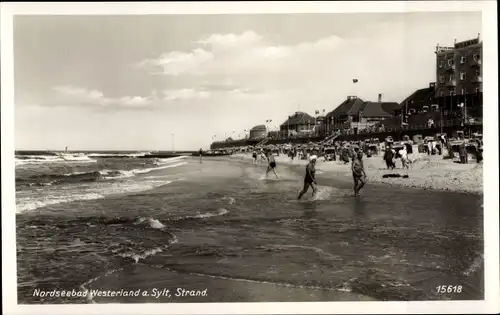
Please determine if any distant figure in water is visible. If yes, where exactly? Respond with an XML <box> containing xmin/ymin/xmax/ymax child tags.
<box><xmin>265</xmin><ymin>151</ymin><xmax>279</xmax><ymax>179</ymax></box>
<box><xmin>199</xmin><ymin>148</ymin><xmax>203</xmax><ymax>163</ymax></box>
<box><xmin>252</xmin><ymin>150</ymin><xmax>258</xmax><ymax>164</ymax></box>
<box><xmin>298</xmin><ymin>155</ymin><xmax>317</xmax><ymax>200</ymax></box>
<box><xmin>352</xmin><ymin>151</ymin><xmax>366</xmax><ymax>196</ymax></box>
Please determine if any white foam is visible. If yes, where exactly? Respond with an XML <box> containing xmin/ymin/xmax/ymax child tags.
<box><xmin>17</xmin><ymin>179</ymin><xmax>176</xmax><ymax>213</ymax></box>
<box><xmin>463</xmin><ymin>254</ymin><xmax>483</xmax><ymax>276</ymax></box>
<box><xmin>106</xmin><ymin>162</ymin><xmax>187</xmax><ymax>179</ymax></box>
<box><xmin>134</xmin><ymin>217</ymin><xmax>166</xmax><ymax>229</ymax></box>
<box><xmin>15</xmin><ymin>154</ymin><xmax>97</xmax><ymax>165</ymax></box>
<box><xmin>154</xmin><ymin>156</ymin><xmax>188</xmax><ymax>165</ymax></box>
<box><xmin>120</xmin><ymin>237</ymin><xmax>178</xmax><ymax>263</ymax></box>
<box><xmin>16</xmin><ymin>193</ymin><xmax>105</xmax><ymax>213</ymax></box>
<box><xmin>192</xmin><ymin>208</ymin><xmax>229</xmax><ymax>219</ymax></box>
<box><xmin>221</xmin><ymin>196</ymin><xmax>236</xmax><ymax>205</ymax></box>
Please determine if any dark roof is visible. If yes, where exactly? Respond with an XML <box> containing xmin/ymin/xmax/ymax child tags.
<box><xmin>362</xmin><ymin>102</ymin><xmax>401</xmax><ymax>117</ymax></box>
<box><xmin>280</xmin><ymin>112</ymin><xmax>316</xmax><ymax>127</ymax></box>
<box><xmin>326</xmin><ymin>97</ymin><xmax>365</xmax><ymax>117</ymax></box>
<box><xmin>326</xmin><ymin>97</ymin><xmax>398</xmax><ymax>118</ymax></box>
<box><xmin>250</xmin><ymin>124</ymin><xmax>266</xmax><ymax>132</ymax></box>
<box><xmin>400</xmin><ymin>87</ymin><xmax>435</xmax><ymax>110</ymax></box>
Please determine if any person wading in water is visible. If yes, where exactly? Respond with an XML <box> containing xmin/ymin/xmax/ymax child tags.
<box><xmin>265</xmin><ymin>151</ymin><xmax>279</xmax><ymax>179</ymax></box>
<box><xmin>352</xmin><ymin>151</ymin><xmax>367</xmax><ymax>196</ymax></box>
<box><xmin>199</xmin><ymin>148</ymin><xmax>203</xmax><ymax>163</ymax></box>
<box><xmin>297</xmin><ymin>155</ymin><xmax>318</xmax><ymax>200</ymax></box>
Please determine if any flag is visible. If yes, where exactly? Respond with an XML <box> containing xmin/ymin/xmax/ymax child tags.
<box><xmin>353</xmin><ymin>79</ymin><xmax>359</xmax><ymax>83</ymax></box>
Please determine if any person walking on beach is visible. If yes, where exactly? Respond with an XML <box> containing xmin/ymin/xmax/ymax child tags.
<box><xmin>265</xmin><ymin>151</ymin><xmax>279</xmax><ymax>179</ymax></box>
<box><xmin>199</xmin><ymin>148</ymin><xmax>203</xmax><ymax>163</ymax></box>
<box><xmin>260</xmin><ymin>150</ymin><xmax>267</xmax><ymax>164</ymax></box>
<box><xmin>352</xmin><ymin>151</ymin><xmax>366</xmax><ymax>196</ymax></box>
<box><xmin>398</xmin><ymin>146</ymin><xmax>409</xmax><ymax>169</ymax></box>
<box><xmin>383</xmin><ymin>145</ymin><xmax>395</xmax><ymax>169</ymax></box>
<box><xmin>297</xmin><ymin>155</ymin><xmax>318</xmax><ymax>200</ymax></box>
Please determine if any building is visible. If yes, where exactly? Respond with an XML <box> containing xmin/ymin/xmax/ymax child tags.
<box><xmin>248</xmin><ymin>125</ymin><xmax>267</xmax><ymax>140</ymax></box>
<box><xmin>435</xmin><ymin>34</ymin><xmax>482</xmax><ymax>115</ymax></box>
<box><xmin>325</xmin><ymin>95</ymin><xmax>399</xmax><ymax>133</ymax></box>
<box><xmin>399</xmin><ymin>83</ymin><xmax>437</xmax><ymax>115</ymax></box>
<box><xmin>280</xmin><ymin>111</ymin><xmax>317</xmax><ymax>136</ymax></box>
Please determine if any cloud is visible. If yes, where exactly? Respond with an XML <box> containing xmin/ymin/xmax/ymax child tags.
<box><xmin>137</xmin><ymin>31</ymin><xmax>346</xmax><ymax>79</ymax></box>
<box><xmin>135</xmin><ymin>31</ymin><xmax>358</xmax><ymax>97</ymax></box>
<box><xmin>163</xmin><ymin>88</ymin><xmax>210</xmax><ymax>101</ymax></box>
<box><xmin>49</xmin><ymin>85</ymin><xmax>227</xmax><ymax>109</ymax></box>
<box><xmin>137</xmin><ymin>48</ymin><xmax>214</xmax><ymax>76</ymax></box>
<box><xmin>196</xmin><ymin>30</ymin><xmax>263</xmax><ymax>51</ymax></box>
<box><xmin>51</xmin><ymin>85</ymin><xmax>155</xmax><ymax>108</ymax></box>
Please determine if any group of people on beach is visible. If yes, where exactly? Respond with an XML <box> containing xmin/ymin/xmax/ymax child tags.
<box><xmin>251</xmin><ymin>148</ymin><xmax>366</xmax><ymax>199</ymax></box>
<box><xmin>296</xmin><ymin>149</ymin><xmax>367</xmax><ymax>198</ymax></box>
<box><xmin>200</xmin><ymin>145</ymin><xmax>367</xmax><ymax>199</ymax></box>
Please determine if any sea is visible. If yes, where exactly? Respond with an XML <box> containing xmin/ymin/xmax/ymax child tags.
<box><xmin>15</xmin><ymin>151</ymin><xmax>484</xmax><ymax>304</ymax></box>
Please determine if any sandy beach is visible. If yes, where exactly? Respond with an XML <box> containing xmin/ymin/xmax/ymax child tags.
<box><xmin>232</xmin><ymin>148</ymin><xmax>483</xmax><ymax>195</ymax></box>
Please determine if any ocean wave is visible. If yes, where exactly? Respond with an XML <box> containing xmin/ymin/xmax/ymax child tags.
<box><xmin>153</xmin><ymin>156</ymin><xmax>188</xmax><ymax>165</ymax></box>
<box><xmin>87</xmin><ymin>152</ymin><xmax>151</xmax><ymax>158</ymax></box>
<box><xmin>16</xmin><ymin>193</ymin><xmax>105</xmax><ymax>213</ymax></box>
<box><xmin>221</xmin><ymin>196</ymin><xmax>236</xmax><ymax>205</ymax></box>
<box><xmin>119</xmin><ymin>235</ymin><xmax>178</xmax><ymax>263</ymax></box>
<box><xmin>173</xmin><ymin>208</ymin><xmax>229</xmax><ymax>221</ymax></box>
<box><xmin>16</xmin><ymin>153</ymin><xmax>97</xmax><ymax>165</ymax></box>
<box><xmin>17</xmin><ymin>161</ymin><xmax>187</xmax><ymax>186</ymax></box>
<box><xmin>133</xmin><ymin>217</ymin><xmax>167</xmax><ymax>229</ymax></box>
<box><xmin>17</xmin><ymin>171</ymin><xmax>103</xmax><ymax>186</ymax></box>
<box><xmin>102</xmin><ymin>162</ymin><xmax>187</xmax><ymax>179</ymax></box>
<box><xmin>16</xmin><ymin>179</ymin><xmax>176</xmax><ymax>213</ymax></box>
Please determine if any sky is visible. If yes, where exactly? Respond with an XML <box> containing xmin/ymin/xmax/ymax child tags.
<box><xmin>14</xmin><ymin>12</ymin><xmax>481</xmax><ymax>151</ymax></box>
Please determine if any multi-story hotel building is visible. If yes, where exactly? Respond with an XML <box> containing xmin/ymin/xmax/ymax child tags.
<box><xmin>435</xmin><ymin>34</ymin><xmax>482</xmax><ymax>114</ymax></box>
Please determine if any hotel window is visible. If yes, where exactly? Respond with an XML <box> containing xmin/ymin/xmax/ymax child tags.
<box><xmin>447</xmin><ymin>59</ymin><xmax>454</xmax><ymax>66</ymax></box>
<box><xmin>460</xmin><ymin>72</ymin><xmax>466</xmax><ymax>81</ymax></box>
<box><xmin>475</xmin><ymin>87</ymin><xmax>481</xmax><ymax>93</ymax></box>
<box><xmin>473</xmin><ymin>53</ymin><xmax>480</xmax><ymax>61</ymax></box>
<box><xmin>460</xmin><ymin>56</ymin><xmax>467</xmax><ymax>64</ymax></box>
<box><xmin>476</xmin><ymin>69</ymin><xmax>480</xmax><ymax>77</ymax></box>
<box><xmin>461</xmin><ymin>89</ymin><xmax>465</xmax><ymax>95</ymax></box>
<box><xmin>449</xmin><ymin>75</ymin><xmax>454</xmax><ymax>81</ymax></box>
<box><xmin>439</xmin><ymin>75</ymin><xmax>445</xmax><ymax>83</ymax></box>
<box><xmin>439</xmin><ymin>60</ymin><xmax>444</xmax><ymax>68</ymax></box>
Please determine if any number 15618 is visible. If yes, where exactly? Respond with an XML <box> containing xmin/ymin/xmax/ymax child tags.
<box><xmin>436</xmin><ymin>285</ymin><xmax>463</xmax><ymax>293</ymax></box>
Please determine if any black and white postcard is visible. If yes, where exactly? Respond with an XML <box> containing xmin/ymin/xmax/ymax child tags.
<box><xmin>1</xmin><ymin>2</ymin><xmax>498</xmax><ymax>314</ymax></box>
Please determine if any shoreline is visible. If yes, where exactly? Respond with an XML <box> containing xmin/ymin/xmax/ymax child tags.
<box><xmin>230</xmin><ymin>151</ymin><xmax>483</xmax><ymax>195</ymax></box>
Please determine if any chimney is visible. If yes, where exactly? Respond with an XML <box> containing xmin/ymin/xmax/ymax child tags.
<box><xmin>378</xmin><ymin>94</ymin><xmax>382</xmax><ymax>102</ymax></box>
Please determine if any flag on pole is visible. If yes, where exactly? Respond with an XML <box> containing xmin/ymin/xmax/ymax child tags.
<box><xmin>353</xmin><ymin>79</ymin><xmax>359</xmax><ymax>83</ymax></box>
